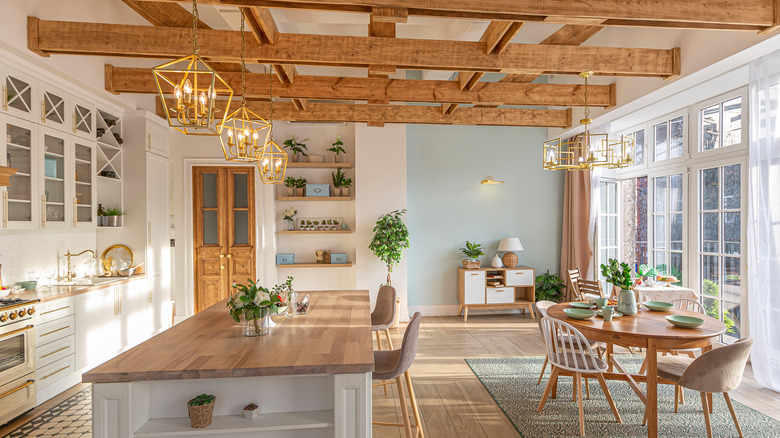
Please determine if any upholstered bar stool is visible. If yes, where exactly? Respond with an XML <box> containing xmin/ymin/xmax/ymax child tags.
<box><xmin>372</xmin><ymin>285</ymin><xmax>397</xmax><ymax>395</ymax></box>
<box><xmin>373</xmin><ymin>312</ymin><xmax>424</xmax><ymax>438</ymax></box>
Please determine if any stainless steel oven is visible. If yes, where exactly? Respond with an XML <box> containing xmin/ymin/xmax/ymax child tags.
<box><xmin>0</xmin><ymin>299</ymin><xmax>39</xmax><ymax>425</ymax></box>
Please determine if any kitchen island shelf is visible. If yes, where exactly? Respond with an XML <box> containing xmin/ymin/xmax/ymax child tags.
<box><xmin>134</xmin><ymin>410</ymin><xmax>334</xmax><ymax>437</ymax></box>
<box><xmin>277</xmin><ymin>263</ymin><xmax>353</xmax><ymax>268</ymax></box>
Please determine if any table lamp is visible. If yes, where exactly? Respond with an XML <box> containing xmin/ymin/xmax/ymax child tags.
<box><xmin>497</xmin><ymin>237</ymin><xmax>524</xmax><ymax>268</ymax></box>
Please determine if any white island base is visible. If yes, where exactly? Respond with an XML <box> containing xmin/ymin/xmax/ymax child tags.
<box><xmin>92</xmin><ymin>373</ymin><xmax>371</xmax><ymax>438</ymax></box>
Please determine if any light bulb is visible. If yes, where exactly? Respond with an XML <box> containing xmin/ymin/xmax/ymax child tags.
<box><xmin>579</xmin><ymin>157</ymin><xmax>584</xmax><ymax>162</ymax></box>
<box><xmin>183</xmin><ymin>79</ymin><xmax>192</xmax><ymax>95</ymax></box>
<box><xmin>209</xmin><ymin>84</ymin><xmax>216</xmax><ymax>99</ymax></box>
<box><xmin>174</xmin><ymin>85</ymin><xmax>182</xmax><ymax>100</ymax></box>
<box><xmin>227</xmin><ymin>128</ymin><xmax>233</xmax><ymax>139</ymax></box>
<box><xmin>199</xmin><ymin>91</ymin><xmax>207</xmax><ymax>105</ymax></box>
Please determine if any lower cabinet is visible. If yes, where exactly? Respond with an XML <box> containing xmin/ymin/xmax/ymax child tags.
<box><xmin>34</xmin><ymin>297</ymin><xmax>78</xmax><ymax>405</ymax></box>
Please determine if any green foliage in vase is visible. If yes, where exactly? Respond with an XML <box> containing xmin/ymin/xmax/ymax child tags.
<box><xmin>459</xmin><ymin>241</ymin><xmax>485</xmax><ymax>259</ymax></box>
<box><xmin>105</xmin><ymin>206</ymin><xmax>126</xmax><ymax>216</ymax></box>
<box><xmin>637</xmin><ymin>264</ymin><xmax>656</xmax><ymax>278</ymax></box>
<box><xmin>283</xmin><ymin>136</ymin><xmax>308</xmax><ymax>156</ymax></box>
<box><xmin>535</xmin><ymin>270</ymin><xmax>566</xmax><ymax>302</ymax></box>
<box><xmin>328</xmin><ymin>134</ymin><xmax>346</xmax><ymax>155</ymax></box>
<box><xmin>226</xmin><ymin>279</ymin><xmax>283</xmax><ymax>322</ymax></box>
<box><xmin>600</xmin><ymin>258</ymin><xmax>633</xmax><ymax>290</ymax></box>
<box><xmin>188</xmin><ymin>394</ymin><xmax>215</xmax><ymax>406</ymax></box>
<box><xmin>284</xmin><ymin>176</ymin><xmax>297</xmax><ymax>188</ymax></box>
<box><xmin>369</xmin><ymin>209</ymin><xmax>410</xmax><ymax>286</ymax></box>
<box><xmin>294</xmin><ymin>177</ymin><xmax>307</xmax><ymax>189</ymax></box>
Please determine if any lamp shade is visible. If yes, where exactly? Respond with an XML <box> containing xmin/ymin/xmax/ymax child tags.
<box><xmin>497</xmin><ymin>238</ymin><xmax>524</xmax><ymax>252</ymax></box>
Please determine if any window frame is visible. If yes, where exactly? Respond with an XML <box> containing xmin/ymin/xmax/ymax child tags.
<box><xmin>648</xmin><ymin>110</ymin><xmax>690</xmax><ymax>167</ymax></box>
<box><xmin>615</xmin><ymin>122</ymin><xmax>650</xmax><ymax>176</ymax></box>
<box><xmin>691</xmin><ymin>87</ymin><xmax>749</xmax><ymax>161</ymax></box>
<box><xmin>596</xmin><ymin>179</ymin><xmax>621</xmax><ymax>279</ymax></box>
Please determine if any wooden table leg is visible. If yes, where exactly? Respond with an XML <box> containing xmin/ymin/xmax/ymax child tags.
<box><xmin>646</xmin><ymin>339</ymin><xmax>658</xmax><ymax>438</ymax></box>
<box><xmin>463</xmin><ymin>306</ymin><xmax>469</xmax><ymax>322</ymax></box>
<box><xmin>606</xmin><ymin>343</ymin><xmax>614</xmax><ymax>372</ymax></box>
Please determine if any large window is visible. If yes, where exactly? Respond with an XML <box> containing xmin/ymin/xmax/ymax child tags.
<box><xmin>698</xmin><ymin>163</ymin><xmax>743</xmax><ymax>342</ymax></box>
<box><xmin>653</xmin><ymin>116</ymin><xmax>685</xmax><ymax>162</ymax></box>
<box><xmin>700</xmin><ymin>97</ymin><xmax>742</xmax><ymax>152</ymax></box>
<box><xmin>652</xmin><ymin>174</ymin><xmax>684</xmax><ymax>284</ymax></box>
<box><xmin>621</xmin><ymin>177</ymin><xmax>648</xmax><ymax>270</ymax></box>
<box><xmin>599</xmin><ymin>181</ymin><xmax>619</xmax><ymax>271</ymax></box>
<box><xmin>625</xmin><ymin>129</ymin><xmax>646</xmax><ymax>166</ymax></box>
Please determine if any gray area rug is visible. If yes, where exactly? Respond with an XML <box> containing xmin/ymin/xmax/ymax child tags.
<box><xmin>466</xmin><ymin>355</ymin><xmax>780</xmax><ymax>437</ymax></box>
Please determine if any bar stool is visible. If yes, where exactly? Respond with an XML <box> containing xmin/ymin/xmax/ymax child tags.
<box><xmin>372</xmin><ymin>285</ymin><xmax>397</xmax><ymax>395</ymax></box>
<box><xmin>373</xmin><ymin>312</ymin><xmax>424</xmax><ymax>438</ymax></box>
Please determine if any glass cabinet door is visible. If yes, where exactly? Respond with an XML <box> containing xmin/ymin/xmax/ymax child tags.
<box><xmin>39</xmin><ymin>84</ymin><xmax>70</xmax><ymax>132</ymax></box>
<box><xmin>73</xmin><ymin>139</ymin><xmax>95</xmax><ymax>227</ymax></box>
<box><xmin>2</xmin><ymin>68</ymin><xmax>38</xmax><ymax>122</ymax></box>
<box><xmin>1</xmin><ymin>115</ymin><xmax>37</xmax><ymax>229</ymax></box>
<box><xmin>40</xmin><ymin>128</ymin><xmax>68</xmax><ymax>228</ymax></box>
<box><xmin>71</xmin><ymin>98</ymin><xmax>95</xmax><ymax>140</ymax></box>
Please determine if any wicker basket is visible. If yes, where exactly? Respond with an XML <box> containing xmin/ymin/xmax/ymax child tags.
<box><xmin>462</xmin><ymin>260</ymin><xmax>481</xmax><ymax>269</ymax></box>
<box><xmin>188</xmin><ymin>400</ymin><xmax>215</xmax><ymax>428</ymax></box>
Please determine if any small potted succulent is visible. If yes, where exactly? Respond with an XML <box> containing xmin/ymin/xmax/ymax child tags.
<box><xmin>328</xmin><ymin>134</ymin><xmax>346</xmax><ymax>163</ymax></box>
<box><xmin>283</xmin><ymin>136</ymin><xmax>308</xmax><ymax>162</ymax></box>
<box><xmin>460</xmin><ymin>241</ymin><xmax>485</xmax><ymax>269</ymax></box>
<box><xmin>333</xmin><ymin>219</ymin><xmax>340</xmax><ymax>230</ymax></box>
<box><xmin>187</xmin><ymin>394</ymin><xmax>216</xmax><ymax>428</ymax></box>
<box><xmin>283</xmin><ymin>176</ymin><xmax>297</xmax><ymax>197</ymax></box>
<box><xmin>243</xmin><ymin>403</ymin><xmax>260</xmax><ymax>420</ymax></box>
<box><xmin>294</xmin><ymin>177</ymin><xmax>307</xmax><ymax>197</ymax></box>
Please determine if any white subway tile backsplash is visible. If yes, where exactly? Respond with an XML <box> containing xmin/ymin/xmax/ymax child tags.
<box><xmin>0</xmin><ymin>231</ymin><xmax>97</xmax><ymax>285</ymax></box>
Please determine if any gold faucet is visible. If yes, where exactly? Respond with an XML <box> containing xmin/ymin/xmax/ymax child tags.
<box><xmin>64</xmin><ymin>250</ymin><xmax>96</xmax><ymax>283</ymax></box>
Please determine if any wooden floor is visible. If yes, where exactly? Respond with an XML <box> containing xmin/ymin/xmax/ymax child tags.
<box><xmin>373</xmin><ymin>311</ymin><xmax>780</xmax><ymax>437</ymax></box>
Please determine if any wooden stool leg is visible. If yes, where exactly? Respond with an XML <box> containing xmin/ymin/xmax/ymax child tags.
<box><xmin>385</xmin><ymin>328</ymin><xmax>394</xmax><ymax>350</ymax></box>
<box><xmin>584</xmin><ymin>377</ymin><xmax>590</xmax><ymax>400</ymax></box>
<box><xmin>396</xmin><ymin>377</ymin><xmax>413</xmax><ymax>438</ymax></box>
<box><xmin>375</xmin><ymin>331</ymin><xmax>383</xmax><ymax>350</ymax></box>
<box><xmin>595</xmin><ymin>373</ymin><xmax>621</xmax><ymax>423</ymax></box>
<box><xmin>723</xmin><ymin>393</ymin><xmax>743</xmax><ymax>438</ymax></box>
<box><xmin>674</xmin><ymin>384</ymin><xmax>679</xmax><ymax>413</ymax></box>
<box><xmin>575</xmin><ymin>372</ymin><xmax>585</xmax><ymax>436</ymax></box>
<box><xmin>701</xmin><ymin>392</ymin><xmax>713</xmax><ymax>438</ymax></box>
<box><xmin>537</xmin><ymin>356</ymin><xmax>548</xmax><ymax>385</ymax></box>
<box><xmin>404</xmin><ymin>371</ymin><xmax>424</xmax><ymax>438</ymax></box>
<box><xmin>537</xmin><ymin>367</ymin><xmax>559</xmax><ymax>412</ymax></box>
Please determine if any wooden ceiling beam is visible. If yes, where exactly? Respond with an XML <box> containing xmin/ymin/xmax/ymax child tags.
<box><xmin>107</xmin><ymin>65</ymin><xmax>617</xmax><ymax>107</ymax></box>
<box><xmin>136</xmin><ymin>0</ymin><xmax>778</xmax><ymax>32</ymax></box>
<box><xmin>29</xmin><ymin>19</ymin><xmax>679</xmax><ymax>78</ymax></box>
<box><xmin>368</xmin><ymin>10</ymin><xmax>398</xmax><ymax>77</ymax></box>
<box><xmin>158</xmin><ymin>99</ymin><xmax>573</xmax><ymax>127</ymax></box>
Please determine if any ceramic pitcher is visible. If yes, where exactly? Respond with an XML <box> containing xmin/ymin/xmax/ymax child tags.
<box><xmin>616</xmin><ymin>288</ymin><xmax>638</xmax><ymax>315</ymax></box>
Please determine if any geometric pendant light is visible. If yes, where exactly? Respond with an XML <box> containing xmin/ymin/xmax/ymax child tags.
<box><xmin>257</xmin><ymin>67</ymin><xmax>287</xmax><ymax>184</ymax></box>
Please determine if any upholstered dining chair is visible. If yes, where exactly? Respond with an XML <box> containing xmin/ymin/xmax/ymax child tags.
<box><xmin>537</xmin><ymin>317</ymin><xmax>621</xmax><ymax>436</ymax></box>
<box><xmin>372</xmin><ymin>312</ymin><xmax>424</xmax><ymax>438</ymax></box>
<box><xmin>651</xmin><ymin>338</ymin><xmax>753</xmax><ymax>438</ymax></box>
<box><xmin>372</xmin><ymin>285</ymin><xmax>397</xmax><ymax>396</ymax></box>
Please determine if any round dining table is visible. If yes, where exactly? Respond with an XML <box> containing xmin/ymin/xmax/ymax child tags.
<box><xmin>546</xmin><ymin>302</ymin><xmax>726</xmax><ymax>438</ymax></box>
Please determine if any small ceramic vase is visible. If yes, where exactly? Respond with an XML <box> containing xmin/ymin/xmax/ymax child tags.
<box><xmin>491</xmin><ymin>254</ymin><xmax>503</xmax><ymax>268</ymax></box>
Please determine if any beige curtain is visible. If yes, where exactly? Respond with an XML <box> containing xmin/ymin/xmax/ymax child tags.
<box><xmin>560</xmin><ymin>169</ymin><xmax>593</xmax><ymax>301</ymax></box>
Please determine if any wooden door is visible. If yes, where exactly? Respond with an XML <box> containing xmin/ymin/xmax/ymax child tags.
<box><xmin>193</xmin><ymin>166</ymin><xmax>256</xmax><ymax>313</ymax></box>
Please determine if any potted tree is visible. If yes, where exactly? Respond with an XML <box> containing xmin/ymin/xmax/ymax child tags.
<box><xmin>535</xmin><ymin>270</ymin><xmax>566</xmax><ymax>302</ymax></box>
<box><xmin>459</xmin><ymin>241</ymin><xmax>484</xmax><ymax>269</ymax></box>
<box><xmin>283</xmin><ymin>176</ymin><xmax>297</xmax><ymax>197</ymax></box>
<box><xmin>283</xmin><ymin>136</ymin><xmax>308</xmax><ymax>162</ymax></box>
<box><xmin>637</xmin><ymin>264</ymin><xmax>657</xmax><ymax>286</ymax></box>
<box><xmin>369</xmin><ymin>209</ymin><xmax>410</xmax><ymax>286</ymax></box>
<box><xmin>187</xmin><ymin>394</ymin><xmax>216</xmax><ymax>428</ymax></box>
<box><xmin>328</xmin><ymin>134</ymin><xmax>346</xmax><ymax>163</ymax></box>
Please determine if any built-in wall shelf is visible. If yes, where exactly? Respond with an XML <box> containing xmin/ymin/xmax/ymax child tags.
<box><xmin>134</xmin><ymin>410</ymin><xmax>334</xmax><ymax>437</ymax></box>
<box><xmin>278</xmin><ymin>263</ymin><xmax>353</xmax><ymax>268</ymax></box>
<box><xmin>277</xmin><ymin>230</ymin><xmax>353</xmax><ymax>235</ymax></box>
<box><xmin>278</xmin><ymin>196</ymin><xmax>353</xmax><ymax>202</ymax></box>
<box><xmin>287</xmin><ymin>162</ymin><xmax>352</xmax><ymax>169</ymax></box>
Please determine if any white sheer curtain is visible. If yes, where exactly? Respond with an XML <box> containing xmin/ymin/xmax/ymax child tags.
<box><xmin>748</xmin><ymin>50</ymin><xmax>780</xmax><ymax>392</ymax></box>
<box><xmin>587</xmin><ymin>168</ymin><xmax>602</xmax><ymax>281</ymax></box>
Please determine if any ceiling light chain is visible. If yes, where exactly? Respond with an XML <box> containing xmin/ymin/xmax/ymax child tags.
<box><xmin>190</xmin><ymin>0</ymin><xmax>200</xmax><ymax>55</ymax></box>
<box><xmin>240</xmin><ymin>13</ymin><xmax>246</xmax><ymax>108</ymax></box>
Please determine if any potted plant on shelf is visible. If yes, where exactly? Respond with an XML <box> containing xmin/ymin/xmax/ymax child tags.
<box><xmin>331</xmin><ymin>168</ymin><xmax>352</xmax><ymax>197</ymax></box>
<box><xmin>226</xmin><ymin>279</ymin><xmax>283</xmax><ymax>336</ymax></box>
<box><xmin>187</xmin><ymin>394</ymin><xmax>216</xmax><ymax>428</ymax></box>
<box><xmin>294</xmin><ymin>177</ymin><xmax>307</xmax><ymax>197</ymax></box>
<box><xmin>460</xmin><ymin>241</ymin><xmax>485</xmax><ymax>269</ymax></box>
<box><xmin>369</xmin><ymin>209</ymin><xmax>410</xmax><ymax>286</ymax></box>
<box><xmin>283</xmin><ymin>136</ymin><xmax>308</xmax><ymax>162</ymax></box>
<box><xmin>333</xmin><ymin>219</ymin><xmax>340</xmax><ymax>230</ymax></box>
<box><xmin>282</xmin><ymin>207</ymin><xmax>297</xmax><ymax>231</ymax></box>
<box><xmin>328</xmin><ymin>134</ymin><xmax>346</xmax><ymax>163</ymax></box>
<box><xmin>105</xmin><ymin>206</ymin><xmax>126</xmax><ymax>227</ymax></box>
<box><xmin>535</xmin><ymin>270</ymin><xmax>566</xmax><ymax>302</ymax></box>
<box><xmin>600</xmin><ymin>258</ymin><xmax>636</xmax><ymax>315</ymax></box>
<box><xmin>283</xmin><ymin>176</ymin><xmax>297</xmax><ymax>196</ymax></box>
<box><xmin>243</xmin><ymin>403</ymin><xmax>260</xmax><ymax>420</ymax></box>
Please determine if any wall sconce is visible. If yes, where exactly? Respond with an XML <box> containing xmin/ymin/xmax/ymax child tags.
<box><xmin>480</xmin><ymin>176</ymin><xmax>504</xmax><ymax>184</ymax></box>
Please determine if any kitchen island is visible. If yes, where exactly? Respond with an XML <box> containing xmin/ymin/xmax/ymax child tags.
<box><xmin>83</xmin><ymin>289</ymin><xmax>374</xmax><ymax>438</ymax></box>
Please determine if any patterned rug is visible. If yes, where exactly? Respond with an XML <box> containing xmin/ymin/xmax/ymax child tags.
<box><xmin>3</xmin><ymin>387</ymin><xmax>91</xmax><ymax>438</ymax></box>
<box><xmin>466</xmin><ymin>355</ymin><xmax>780</xmax><ymax>437</ymax></box>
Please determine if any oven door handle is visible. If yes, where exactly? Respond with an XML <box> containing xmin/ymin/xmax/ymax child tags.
<box><xmin>0</xmin><ymin>380</ymin><xmax>34</xmax><ymax>400</ymax></box>
<box><xmin>0</xmin><ymin>325</ymin><xmax>34</xmax><ymax>340</ymax></box>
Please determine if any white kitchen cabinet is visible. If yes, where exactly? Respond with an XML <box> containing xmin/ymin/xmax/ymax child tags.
<box><xmin>72</xmin><ymin>137</ymin><xmax>97</xmax><ymax>228</ymax></box>
<box><xmin>1</xmin><ymin>114</ymin><xmax>38</xmax><ymax>229</ymax></box>
<box><xmin>75</xmin><ymin>286</ymin><xmax>121</xmax><ymax>372</ymax></box>
<box><xmin>70</xmin><ymin>97</ymin><xmax>96</xmax><ymax>141</ymax></box>
<box><xmin>38</xmin><ymin>83</ymin><xmax>70</xmax><ymax>133</ymax></box>
<box><xmin>146</xmin><ymin>121</ymin><xmax>169</xmax><ymax>157</ymax></box>
<box><xmin>120</xmin><ymin>279</ymin><xmax>153</xmax><ymax>349</ymax></box>
<box><xmin>1</xmin><ymin>66</ymin><xmax>38</xmax><ymax>122</ymax></box>
<box><xmin>39</xmin><ymin>126</ymin><xmax>70</xmax><ymax>228</ymax></box>
<box><xmin>505</xmin><ymin>269</ymin><xmax>534</xmax><ymax>287</ymax></box>
<box><xmin>34</xmin><ymin>296</ymin><xmax>77</xmax><ymax>405</ymax></box>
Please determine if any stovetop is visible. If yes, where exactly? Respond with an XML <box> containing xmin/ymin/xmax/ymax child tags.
<box><xmin>0</xmin><ymin>298</ymin><xmax>37</xmax><ymax>309</ymax></box>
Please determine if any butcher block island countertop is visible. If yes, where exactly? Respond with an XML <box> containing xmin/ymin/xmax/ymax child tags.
<box><xmin>83</xmin><ymin>289</ymin><xmax>375</xmax><ymax>383</ymax></box>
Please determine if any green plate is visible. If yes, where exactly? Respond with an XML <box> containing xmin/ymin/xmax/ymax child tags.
<box><xmin>665</xmin><ymin>314</ymin><xmax>705</xmax><ymax>328</ymax></box>
<box><xmin>643</xmin><ymin>301</ymin><xmax>674</xmax><ymax>312</ymax></box>
<box><xmin>569</xmin><ymin>302</ymin><xmax>594</xmax><ymax>309</ymax></box>
<box><xmin>596</xmin><ymin>309</ymin><xmax>623</xmax><ymax>318</ymax></box>
<box><xmin>563</xmin><ymin>308</ymin><xmax>596</xmax><ymax>320</ymax></box>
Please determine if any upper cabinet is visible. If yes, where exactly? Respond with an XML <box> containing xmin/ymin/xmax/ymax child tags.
<box><xmin>39</xmin><ymin>84</ymin><xmax>70</xmax><ymax>133</ymax></box>
<box><xmin>73</xmin><ymin>137</ymin><xmax>96</xmax><ymax>228</ymax></box>
<box><xmin>71</xmin><ymin>97</ymin><xmax>96</xmax><ymax>141</ymax></box>
<box><xmin>2</xmin><ymin>67</ymin><xmax>38</xmax><ymax>122</ymax></box>
<box><xmin>146</xmin><ymin>121</ymin><xmax>169</xmax><ymax>158</ymax></box>
<box><xmin>1</xmin><ymin>114</ymin><xmax>38</xmax><ymax>229</ymax></box>
<box><xmin>39</xmin><ymin>126</ymin><xmax>69</xmax><ymax>228</ymax></box>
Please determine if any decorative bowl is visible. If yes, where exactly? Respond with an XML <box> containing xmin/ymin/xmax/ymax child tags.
<box><xmin>569</xmin><ymin>302</ymin><xmax>594</xmax><ymax>309</ymax></box>
<box><xmin>665</xmin><ymin>315</ymin><xmax>704</xmax><ymax>329</ymax></box>
<box><xmin>117</xmin><ymin>266</ymin><xmax>136</xmax><ymax>277</ymax></box>
<box><xmin>17</xmin><ymin>280</ymin><xmax>37</xmax><ymax>290</ymax></box>
<box><xmin>563</xmin><ymin>308</ymin><xmax>596</xmax><ymax>320</ymax></box>
<box><xmin>643</xmin><ymin>301</ymin><xmax>674</xmax><ymax>312</ymax></box>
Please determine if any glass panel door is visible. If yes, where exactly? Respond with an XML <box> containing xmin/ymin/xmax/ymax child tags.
<box><xmin>72</xmin><ymin>100</ymin><xmax>94</xmax><ymax>140</ymax></box>
<box><xmin>3</xmin><ymin>70</ymin><xmax>36</xmax><ymax>121</ymax></box>
<box><xmin>40</xmin><ymin>85</ymin><xmax>69</xmax><ymax>131</ymax></box>
<box><xmin>652</xmin><ymin>173</ymin><xmax>684</xmax><ymax>284</ymax></box>
<box><xmin>698</xmin><ymin>163</ymin><xmax>743</xmax><ymax>342</ymax></box>
<box><xmin>598</xmin><ymin>181</ymin><xmax>619</xmax><ymax>274</ymax></box>
<box><xmin>41</xmin><ymin>130</ymin><xmax>67</xmax><ymax>226</ymax></box>
<box><xmin>74</xmin><ymin>140</ymin><xmax>94</xmax><ymax>225</ymax></box>
<box><xmin>2</xmin><ymin>118</ymin><xmax>35</xmax><ymax>227</ymax></box>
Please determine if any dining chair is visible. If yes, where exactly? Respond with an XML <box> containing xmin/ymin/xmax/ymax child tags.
<box><xmin>638</xmin><ymin>299</ymin><xmax>706</xmax><ymax>374</ymax></box>
<box><xmin>670</xmin><ymin>298</ymin><xmax>706</xmax><ymax>314</ymax></box>
<box><xmin>652</xmin><ymin>338</ymin><xmax>753</xmax><ymax>438</ymax></box>
<box><xmin>567</xmin><ymin>268</ymin><xmax>582</xmax><ymax>300</ymax></box>
<box><xmin>372</xmin><ymin>312</ymin><xmax>424</xmax><ymax>438</ymax></box>
<box><xmin>537</xmin><ymin>317</ymin><xmax>621</xmax><ymax>436</ymax></box>
<box><xmin>576</xmin><ymin>279</ymin><xmax>604</xmax><ymax>300</ymax></box>
<box><xmin>372</xmin><ymin>285</ymin><xmax>397</xmax><ymax>395</ymax></box>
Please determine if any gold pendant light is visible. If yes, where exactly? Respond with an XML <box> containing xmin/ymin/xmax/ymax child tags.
<box><xmin>217</xmin><ymin>13</ymin><xmax>271</xmax><ymax>161</ymax></box>
<box><xmin>152</xmin><ymin>0</ymin><xmax>233</xmax><ymax>135</ymax></box>
<box><xmin>257</xmin><ymin>67</ymin><xmax>288</xmax><ymax>184</ymax></box>
<box><xmin>543</xmin><ymin>72</ymin><xmax>634</xmax><ymax>171</ymax></box>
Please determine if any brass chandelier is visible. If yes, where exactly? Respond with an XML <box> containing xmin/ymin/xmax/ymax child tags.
<box><xmin>216</xmin><ymin>14</ymin><xmax>272</xmax><ymax>162</ymax></box>
<box><xmin>257</xmin><ymin>67</ymin><xmax>288</xmax><ymax>184</ymax></box>
<box><xmin>543</xmin><ymin>72</ymin><xmax>633</xmax><ymax>171</ymax></box>
<box><xmin>152</xmin><ymin>0</ymin><xmax>233</xmax><ymax>135</ymax></box>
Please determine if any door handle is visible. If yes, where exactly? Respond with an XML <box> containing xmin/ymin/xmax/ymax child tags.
<box><xmin>219</xmin><ymin>254</ymin><xmax>225</xmax><ymax>259</ymax></box>
<box><xmin>42</xmin><ymin>195</ymin><xmax>47</xmax><ymax>227</ymax></box>
<box><xmin>0</xmin><ymin>380</ymin><xmax>34</xmax><ymax>400</ymax></box>
<box><xmin>3</xmin><ymin>191</ymin><xmax>8</xmax><ymax>228</ymax></box>
<box><xmin>72</xmin><ymin>111</ymin><xmax>77</xmax><ymax>133</ymax></box>
<box><xmin>41</xmin><ymin>101</ymin><xmax>46</xmax><ymax>123</ymax></box>
<box><xmin>220</xmin><ymin>265</ymin><xmax>225</xmax><ymax>269</ymax></box>
<box><xmin>227</xmin><ymin>254</ymin><xmax>232</xmax><ymax>259</ymax></box>
<box><xmin>73</xmin><ymin>198</ymin><xmax>77</xmax><ymax>227</ymax></box>
<box><xmin>2</xmin><ymin>86</ymin><xmax>7</xmax><ymax>110</ymax></box>
<box><xmin>147</xmin><ymin>133</ymin><xmax>152</xmax><ymax>151</ymax></box>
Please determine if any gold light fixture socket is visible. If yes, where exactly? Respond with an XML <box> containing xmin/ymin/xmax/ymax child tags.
<box><xmin>480</xmin><ymin>176</ymin><xmax>504</xmax><ymax>184</ymax></box>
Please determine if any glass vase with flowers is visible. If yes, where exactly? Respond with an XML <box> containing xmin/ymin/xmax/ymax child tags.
<box><xmin>227</xmin><ymin>279</ymin><xmax>283</xmax><ymax>336</ymax></box>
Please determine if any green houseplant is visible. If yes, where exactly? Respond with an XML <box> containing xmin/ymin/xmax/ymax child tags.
<box><xmin>369</xmin><ymin>209</ymin><xmax>410</xmax><ymax>286</ymax></box>
<box><xmin>104</xmin><ymin>205</ymin><xmax>126</xmax><ymax>227</ymax></box>
<box><xmin>294</xmin><ymin>177</ymin><xmax>307</xmax><ymax>197</ymax></box>
<box><xmin>187</xmin><ymin>394</ymin><xmax>216</xmax><ymax>428</ymax></box>
<box><xmin>637</xmin><ymin>264</ymin><xmax>657</xmax><ymax>285</ymax></box>
<box><xmin>600</xmin><ymin>258</ymin><xmax>633</xmax><ymax>290</ymax></box>
<box><xmin>283</xmin><ymin>176</ymin><xmax>297</xmax><ymax>196</ymax></box>
<box><xmin>459</xmin><ymin>241</ymin><xmax>484</xmax><ymax>269</ymax></box>
<box><xmin>328</xmin><ymin>134</ymin><xmax>346</xmax><ymax>163</ymax></box>
<box><xmin>331</xmin><ymin>168</ymin><xmax>352</xmax><ymax>197</ymax></box>
<box><xmin>535</xmin><ymin>270</ymin><xmax>566</xmax><ymax>302</ymax></box>
<box><xmin>227</xmin><ymin>279</ymin><xmax>283</xmax><ymax>336</ymax></box>
<box><xmin>283</xmin><ymin>136</ymin><xmax>308</xmax><ymax>162</ymax></box>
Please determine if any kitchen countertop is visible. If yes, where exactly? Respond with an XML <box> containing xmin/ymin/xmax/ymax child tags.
<box><xmin>8</xmin><ymin>274</ymin><xmax>148</xmax><ymax>303</ymax></box>
<box><xmin>82</xmin><ymin>289</ymin><xmax>375</xmax><ymax>383</ymax></box>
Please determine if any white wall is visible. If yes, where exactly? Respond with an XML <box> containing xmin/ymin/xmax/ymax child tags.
<box><xmin>0</xmin><ymin>230</ymin><xmax>97</xmax><ymax>285</ymax></box>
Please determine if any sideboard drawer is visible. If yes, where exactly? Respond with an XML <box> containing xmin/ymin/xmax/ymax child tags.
<box><xmin>486</xmin><ymin>287</ymin><xmax>515</xmax><ymax>304</ymax></box>
<box><xmin>37</xmin><ymin>355</ymin><xmax>75</xmax><ymax>390</ymax></box>
<box><xmin>35</xmin><ymin>297</ymin><xmax>75</xmax><ymax>325</ymax></box>
<box><xmin>36</xmin><ymin>335</ymin><xmax>74</xmax><ymax>369</ymax></box>
<box><xmin>36</xmin><ymin>315</ymin><xmax>75</xmax><ymax>346</ymax></box>
<box><xmin>505</xmin><ymin>269</ymin><xmax>534</xmax><ymax>287</ymax></box>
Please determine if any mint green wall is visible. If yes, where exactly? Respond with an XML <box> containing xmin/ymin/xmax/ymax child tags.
<box><xmin>406</xmin><ymin>125</ymin><xmax>565</xmax><ymax>307</ymax></box>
